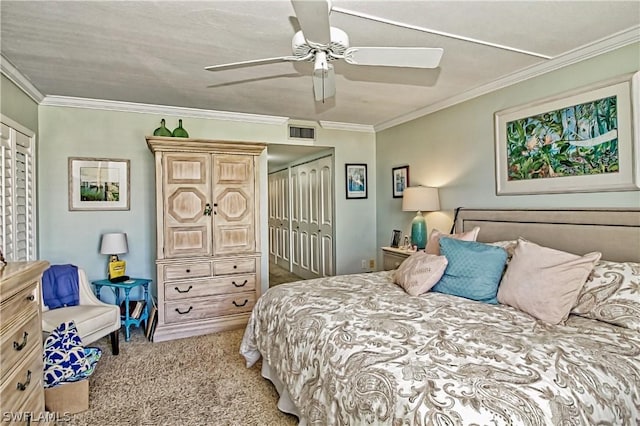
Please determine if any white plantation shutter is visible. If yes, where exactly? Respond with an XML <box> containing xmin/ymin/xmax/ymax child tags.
<box><xmin>0</xmin><ymin>119</ymin><xmax>36</xmax><ymax>261</ymax></box>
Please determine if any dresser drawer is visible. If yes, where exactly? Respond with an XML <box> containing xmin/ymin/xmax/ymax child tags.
<box><xmin>164</xmin><ymin>292</ymin><xmax>255</xmax><ymax>324</ymax></box>
<box><xmin>0</xmin><ymin>347</ymin><xmax>43</xmax><ymax>413</ymax></box>
<box><xmin>0</xmin><ymin>312</ymin><xmax>41</xmax><ymax>383</ymax></box>
<box><xmin>10</xmin><ymin>382</ymin><xmax>45</xmax><ymax>425</ymax></box>
<box><xmin>0</xmin><ymin>286</ymin><xmax>39</xmax><ymax>332</ymax></box>
<box><xmin>163</xmin><ymin>261</ymin><xmax>212</xmax><ymax>281</ymax></box>
<box><xmin>165</xmin><ymin>274</ymin><xmax>256</xmax><ymax>301</ymax></box>
<box><xmin>213</xmin><ymin>258</ymin><xmax>255</xmax><ymax>276</ymax></box>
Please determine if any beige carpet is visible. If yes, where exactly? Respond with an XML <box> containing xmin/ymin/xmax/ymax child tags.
<box><xmin>65</xmin><ymin>328</ymin><xmax>297</xmax><ymax>426</ymax></box>
<box><xmin>269</xmin><ymin>262</ymin><xmax>303</xmax><ymax>287</ymax></box>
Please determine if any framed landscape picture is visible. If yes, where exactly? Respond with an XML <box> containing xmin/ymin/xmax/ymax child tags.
<box><xmin>494</xmin><ymin>71</ymin><xmax>639</xmax><ymax>195</ymax></box>
<box><xmin>392</xmin><ymin>165</ymin><xmax>409</xmax><ymax>198</ymax></box>
<box><xmin>345</xmin><ymin>163</ymin><xmax>367</xmax><ymax>199</ymax></box>
<box><xmin>68</xmin><ymin>157</ymin><xmax>130</xmax><ymax>210</ymax></box>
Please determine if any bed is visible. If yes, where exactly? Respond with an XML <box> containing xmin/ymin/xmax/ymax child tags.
<box><xmin>241</xmin><ymin>208</ymin><xmax>640</xmax><ymax>425</ymax></box>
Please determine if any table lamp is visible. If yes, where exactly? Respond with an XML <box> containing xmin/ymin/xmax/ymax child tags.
<box><xmin>100</xmin><ymin>232</ymin><xmax>128</xmax><ymax>280</ymax></box>
<box><xmin>402</xmin><ymin>186</ymin><xmax>440</xmax><ymax>250</ymax></box>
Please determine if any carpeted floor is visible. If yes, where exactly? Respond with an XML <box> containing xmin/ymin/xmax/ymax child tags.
<box><xmin>64</xmin><ymin>328</ymin><xmax>297</xmax><ymax>426</ymax></box>
<box><xmin>269</xmin><ymin>263</ymin><xmax>303</xmax><ymax>287</ymax></box>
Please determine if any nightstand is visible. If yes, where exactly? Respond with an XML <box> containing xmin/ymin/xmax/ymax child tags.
<box><xmin>381</xmin><ymin>247</ymin><xmax>414</xmax><ymax>270</ymax></box>
<box><xmin>92</xmin><ymin>278</ymin><xmax>151</xmax><ymax>341</ymax></box>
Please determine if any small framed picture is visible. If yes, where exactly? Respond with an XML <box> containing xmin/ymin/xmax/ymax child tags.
<box><xmin>390</xmin><ymin>230</ymin><xmax>402</xmax><ymax>248</ymax></box>
<box><xmin>392</xmin><ymin>165</ymin><xmax>409</xmax><ymax>198</ymax></box>
<box><xmin>345</xmin><ymin>163</ymin><xmax>368</xmax><ymax>199</ymax></box>
<box><xmin>68</xmin><ymin>157</ymin><xmax>130</xmax><ymax>211</ymax></box>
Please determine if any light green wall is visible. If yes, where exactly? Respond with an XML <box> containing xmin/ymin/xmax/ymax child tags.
<box><xmin>37</xmin><ymin>106</ymin><xmax>377</xmax><ymax>293</ymax></box>
<box><xmin>1</xmin><ymin>75</ymin><xmax>39</xmax><ymax>131</ymax></box>
<box><xmin>376</xmin><ymin>43</ymin><xmax>640</xmax><ymax>257</ymax></box>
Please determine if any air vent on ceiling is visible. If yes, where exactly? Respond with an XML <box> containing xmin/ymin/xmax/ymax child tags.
<box><xmin>289</xmin><ymin>125</ymin><xmax>315</xmax><ymax>140</ymax></box>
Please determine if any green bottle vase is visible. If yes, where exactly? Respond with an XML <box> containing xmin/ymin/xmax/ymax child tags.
<box><xmin>172</xmin><ymin>119</ymin><xmax>189</xmax><ymax>138</ymax></box>
<box><xmin>153</xmin><ymin>119</ymin><xmax>172</xmax><ymax>137</ymax></box>
<box><xmin>410</xmin><ymin>212</ymin><xmax>427</xmax><ymax>249</ymax></box>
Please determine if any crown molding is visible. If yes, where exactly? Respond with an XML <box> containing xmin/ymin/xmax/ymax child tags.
<box><xmin>374</xmin><ymin>26</ymin><xmax>640</xmax><ymax>132</ymax></box>
<box><xmin>0</xmin><ymin>55</ymin><xmax>44</xmax><ymax>103</ymax></box>
<box><xmin>319</xmin><ymin>121</ymin><xmax>375</xmax><ymax>133</ymax></box>
<box><xmin>40</xmin><ymin>96</ymin><xmax>290</xmax><ymax>125</ymax></box>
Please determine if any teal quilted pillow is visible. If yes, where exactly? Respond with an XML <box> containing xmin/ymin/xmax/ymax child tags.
<box><xmin>431</xmin><ymin>237</ymin><xmax>508</xmax><ymax>304</ymax></box>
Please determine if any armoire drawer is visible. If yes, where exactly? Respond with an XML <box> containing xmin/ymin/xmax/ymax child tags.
<box><xmin>0</xmin><ymin>312</ymin><xmax>41</xmax><ymax>382</ymax></box>
<box><xmin>164</xmin><ymin>292</ymin><xmax>256</xmax><ymax>324</ymax></box>
<box><xmin>165</xmin><ymin>274</ymin><xmax>256</xmax><ymax>301</ymax></box>
<box><xmin>213</xmin><ymin>258</ymin><xmax>255</xmax><ymax>276</ymax></box>
<box><xmin>163</xmin><ymin>262</ymin><xmax>212</xmax><ymax>281</ymax></box>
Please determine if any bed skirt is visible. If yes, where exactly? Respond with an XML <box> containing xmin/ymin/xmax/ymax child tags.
<box><xmin>261</xmin><ymin>358</ymin><xmax>304</xmax><ymax>424</ymax></box>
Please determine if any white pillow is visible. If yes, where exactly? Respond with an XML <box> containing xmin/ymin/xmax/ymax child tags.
<box><xmin>425</xmin><ymin>226</ymin><xmax>480</xmax><ymax>255</ymax></box>
<box><xmin>393</xmin><ymin>252</ymin><xmax>448</xmax><ymax>296</ymax></box>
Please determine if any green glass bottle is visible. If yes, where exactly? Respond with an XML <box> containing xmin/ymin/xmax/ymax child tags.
<box><xmin>172</xmin><ymin>119</ymin><xmax>189</xmax><ymax>138</ymax></box>
<box><xmin>153</xmin><ymin>119</ymin><xmax>172</xmax><ymax>137</ymax></box>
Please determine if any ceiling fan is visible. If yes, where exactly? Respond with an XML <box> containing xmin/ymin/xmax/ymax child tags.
<box><xmin>204</xmin><ymin>0</ymin><xmax>444</xmax><ymax>102</ymax></box>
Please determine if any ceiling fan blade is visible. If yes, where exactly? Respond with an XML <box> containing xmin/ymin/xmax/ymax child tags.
<box><xmin>205</xmin><ymin>56</ymin><xmax>297</xmax><ymax>71</ymax></box>
<box><xmin>344</xmin><ymin>47</ymin><xmax>444</xmax><ymax>68</ymax></box>
<box><xmin>291</xmin><ymin>0</ymin><xmax>331</xmax><ymax>46</ymax></box>
<box><xmin>312</xmin><ymin>65</ymin><xmax>335</xmax><ymax>102</ymax></box>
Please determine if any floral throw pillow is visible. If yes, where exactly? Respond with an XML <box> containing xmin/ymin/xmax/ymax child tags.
<box><xmin>571</xmin><ymin>260</ymin><xmax>640</xmax><ymax>332</ymax></box>
<box><xmin>394</xmin><ymin>252</ymin><xmax>448</xmax><ymax>296</ymax></box>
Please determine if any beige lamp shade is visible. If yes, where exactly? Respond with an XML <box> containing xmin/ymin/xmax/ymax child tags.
<box><xmin>100</xmin><ymin>232</ymin><xmax>129</xmax><ymax>255</ymax></box>
<box><xmin>402</xmin><ymin>186</ymin><xmax>440</xmax><ymax>212</ymax></box>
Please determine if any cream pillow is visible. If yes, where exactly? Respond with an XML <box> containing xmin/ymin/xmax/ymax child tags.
<box><xmin>394</xmin><ymin>252</ymin><xmax>448</xmax><ymax>296</ymax></box>
<box><xmin>425</xmin><ymin>226</ymin><xmax>480</xmax><ymax>255</ymax></box>
<box><xmin>497</xmin><ymin>238</ymin><xmax>601</xmax><ymax>324</ymax></box>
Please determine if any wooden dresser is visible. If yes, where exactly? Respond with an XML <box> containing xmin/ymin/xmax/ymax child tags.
<box><xmin>147</xmin><ymin>137</ymin><xmax>265</xmax><ymax>342</ymax></box>
<box><xmin>0</xmin><ymin>261</ymin><xmax>49</xmax><ymax>425</ymax></box>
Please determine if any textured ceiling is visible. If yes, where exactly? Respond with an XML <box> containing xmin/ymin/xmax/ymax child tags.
<box><xmin>1</xmin><ymin>1</ymin><xmax>639</xmax><ymax>128</ymax></box>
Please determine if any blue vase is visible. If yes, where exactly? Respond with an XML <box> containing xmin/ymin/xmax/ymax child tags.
<box><xmin>410</xmin><ymin>212</ymin><xmax>427</xmax><ymax>249</ymax></box>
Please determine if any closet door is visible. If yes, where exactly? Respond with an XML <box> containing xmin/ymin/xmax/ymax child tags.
<box><xmin>268</xmin><ymin>169</ymin><xmax>290</xmax><ymax>266</ymax></box>
<box><xmin>213</xmin><ymin>154</ymin><xmax>255</xmax><ymax>255</ymax></box>
<box><xmin>162</xmin><ymin>153</ymin><xmax>211</xmax><ymax>258</ymax></box>
<box><xmin>291</xmin><ymin>157</ymin><xmax>334</xmax><ymax>279</ymax></box>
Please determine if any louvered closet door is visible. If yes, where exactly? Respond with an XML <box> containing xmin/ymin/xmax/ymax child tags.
<box><xmin>213</xmin><ymin>154</ymin><xmax>255</xmax><ymax>255</ymax></box>
<box><xmin>0</xmin><ymin>123</ymin><xmax>35</xmax><ymax>261</ymax></box>
<box><xmin>163</xmin><ymin>153</ymin><xmax>212</xmax><ymax>258</ymax></box>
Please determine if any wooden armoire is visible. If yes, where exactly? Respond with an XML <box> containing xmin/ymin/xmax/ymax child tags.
<box><xmin>146</xmin><ymin>137</ymin><xmax>265</xmax><ymax>342</ymax></box>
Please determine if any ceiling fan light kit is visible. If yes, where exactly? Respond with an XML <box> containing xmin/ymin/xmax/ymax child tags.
<box><xmin>205</xmin><ymin>0</ymin><xmax>444</xmax><ymax>103</ymax></box>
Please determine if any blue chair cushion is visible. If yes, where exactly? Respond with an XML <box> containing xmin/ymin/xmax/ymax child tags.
<box><xmin>431</xmin><ymin>237</ymin><xmax>508</xmax><ymax>304</ymax></box>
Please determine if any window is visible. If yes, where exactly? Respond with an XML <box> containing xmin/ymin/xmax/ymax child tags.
<box><xmin>1</xmin><ymin>117</ymin><xmax>37</xmax><ymax>261</ymax></box>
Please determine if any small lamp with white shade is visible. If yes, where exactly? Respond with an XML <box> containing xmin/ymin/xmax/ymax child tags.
<box><xmin>402</xmin><ymin>186</ymin><xmax>440</xmax><ymax>250</ymax></box>
<box><xmin>100</xmin><ymin>232</ymin><xmax>129</xmax><ymax>280</ymax></box>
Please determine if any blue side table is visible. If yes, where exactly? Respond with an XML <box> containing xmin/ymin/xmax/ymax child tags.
<box><xmin>92</xmin><ymin>278</ymin><xmax>152</xmax><ymax>342</ymax></box>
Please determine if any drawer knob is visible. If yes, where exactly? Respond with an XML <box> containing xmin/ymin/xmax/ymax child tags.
<box><xmin>26</xmin><ymin>294</ymin><xmax>35</xmax><ymax>301</ymax></box>
<box><xmin>232</xmin><ymin>299</ymin><xmax>248</xmax><ymax>307</ymax></box>
<box><xmin>16</xmin><ymin>370</ymin><xmax>31</xmax><ymax>391</ymax></box>
<box><xmin>233</xmin><ymin>265</ymin><xmax>237</xmax><ymax>269</ymax></box>
<box><xmin>175</xmin><ymin>306</ymin><xmax>193</xmax><ymax>315</ymax></box>
<box><xmin>174</xmin><ymin>285</ymin><xmax>193</xmax><ymax>294</ymax></box>
<box><xmin>13</xmin><ymin>331</ymin><xmax>29</xmax><ymax>351</ymax></box>
<box><xmin>186</xmin><ymin>269</ymin><xmax>191</xmax><ymax>273</ymax></box>
<box><xmin>232</xmin><ymin>280</ymin><xmax>248</xmax><ymax>288</ymax></box>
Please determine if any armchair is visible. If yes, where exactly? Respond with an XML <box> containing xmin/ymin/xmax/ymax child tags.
<box><xmin>42</xmin><ymin>268</ymin><xmax>120</xmax><ymax>354</ymax></box>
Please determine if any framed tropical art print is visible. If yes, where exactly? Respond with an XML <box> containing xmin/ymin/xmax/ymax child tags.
<box><xmin>494</xmin><ymin>71</ymin><xmax>639</xmax><ymax>195</ymax></box>
<box><xmin>392</xmin><ymin>165</ymin><xmax>409</xmax><ymax>198</ymax></box>
<box><xmin>345</xmin><ymin>163</ymin><xmax>367</xmax><ymax>199</ymax></box>
<box><xmin>68</xmin><ymin>157</ymin><xmax>130</xmax><ymax>210</ymax></box>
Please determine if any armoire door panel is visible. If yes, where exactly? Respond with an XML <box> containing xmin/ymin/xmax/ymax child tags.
<box><xmin>166</xmin><ymin>226</ymin><xmax>209</xmax><ymax>257</ymax></box>
<box><xmin>320</xmin><ymin>163</ymin><xmax>333</xmax><ymax>227</ymax></box>
<box><xmin>213</xmin><ymin>155</ymin><xmax>255</xmax><ymax>255</ymax></box>
<box><xmin>321</xmin><ymin>234</ymin><xmax>334</xmax><ymax>277</ymax></box>
<box><xmin>310</xmin><ymin>233</ymin><xmax>320</xmax><ymax>275</ymax></box>
<box><xmin>164</xmin><ymin>153</ymin><xmax>212</xmax><ymax>258</ymax></box>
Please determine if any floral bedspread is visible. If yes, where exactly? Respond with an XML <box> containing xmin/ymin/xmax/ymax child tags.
<box><xmin>241</xmin><ymin>271</ymin><xmax>640</xmax><ymax>425</ymax></box>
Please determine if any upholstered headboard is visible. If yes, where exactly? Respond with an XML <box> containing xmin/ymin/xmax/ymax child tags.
<box><xmin>455</xmin><ymin>208</ymin><xmax>640</xmax><ymax>262</ymax></box>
